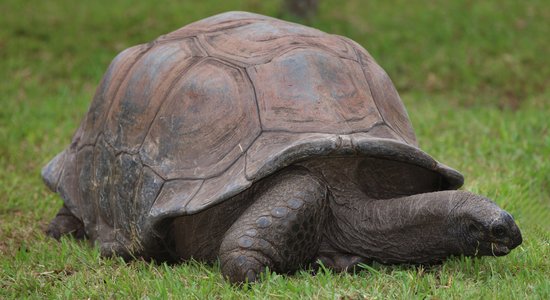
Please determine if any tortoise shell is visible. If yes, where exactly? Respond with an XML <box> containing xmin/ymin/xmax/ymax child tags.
<box><xmin>42</xmin><ymin>11</ymin><xmax>463</xmax><ymax>252</ymax></box>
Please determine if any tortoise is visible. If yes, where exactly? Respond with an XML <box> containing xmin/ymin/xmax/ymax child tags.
<box><xmin>43</xmin><ymin>11</ymin><xmax>522</xmax><ymax>283</ymax></box>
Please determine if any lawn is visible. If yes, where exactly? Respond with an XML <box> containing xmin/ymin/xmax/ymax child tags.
<box><xmin>1</xmin><ymin>0</ymin><xmax>548</xmax><ymax>298</ymax></box>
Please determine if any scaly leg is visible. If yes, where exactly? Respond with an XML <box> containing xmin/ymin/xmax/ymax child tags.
<box><xmin>219</xmin><ymin>167</ymin><xmax>329</xmax><ymax>283</ymax></box>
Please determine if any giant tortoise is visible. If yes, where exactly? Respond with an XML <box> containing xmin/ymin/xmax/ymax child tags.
<box><xmin>43</xmin><ymin>11</ymin><xmax>522</xmax><ymax>283</ymax></box>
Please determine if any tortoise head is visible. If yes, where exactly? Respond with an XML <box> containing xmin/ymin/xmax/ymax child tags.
<box><xmin>451</xmin><ymin>194</ymin><xmax>523</xmax><ymax>257</ymax></box>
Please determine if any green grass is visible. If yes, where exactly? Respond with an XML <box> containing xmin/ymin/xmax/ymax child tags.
<box><xmin>1</xmin><ymin>0</ymin><xmax>549</xmax><ymax>298</ymax></box>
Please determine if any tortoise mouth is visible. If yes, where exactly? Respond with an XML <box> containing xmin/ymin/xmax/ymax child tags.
<box><xmin>474</xmin><ymin>240</ymin><xmax>518</xmax><ymax>257</ymax></box>
<box><xmin>490</xmin><ymin>243</ymin><xmax>510</xmax><ymax>256</ymax></box>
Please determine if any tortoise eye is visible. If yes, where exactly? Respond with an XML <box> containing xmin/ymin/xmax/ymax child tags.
<box><xmin>492</xmin><ymin>225</ymin><xmax>506</xmax><ymax>238</ymax></box>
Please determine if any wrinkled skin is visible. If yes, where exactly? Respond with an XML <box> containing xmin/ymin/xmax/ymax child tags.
<box><xmin>212</xmin><ymin>160</ymin><xmax>521</xmax><ymax>283</ymax></box>
<box><xmin>49</xmin><ymin>158</ymin><xmax>522</xmax><ymax>284</ymax></box>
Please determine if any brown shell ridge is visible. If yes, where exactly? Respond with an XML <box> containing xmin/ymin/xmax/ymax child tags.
<box><xmin>158</xmin><ymin>20</ymin><xmax>253</xmax><ymax>42</ymax></box>
<box><xmin>199</xmin><ymin>35</ymin><xmax>356</xmax><ymax>68</ymax></box>
<box><xmin>347</xmin><ymin>137</ymin><xmax>463</xmax><ymax>189</ymax></box>
<box><xmin>187</xmin><ymin>36</ymin><xmax>208</xmax><ymax>57</ymax></box>
<box><xmin>76</xmin><ymin>142</ymin><xmax>96</xmax><ymax>150</ymax></box>
<box><xmin>244</xmin><ymin>132</ymin><xmax>463</xmax><ymax>189</ymax></box>
<box><xmin>256</xmin><ymin>120</ymin><xmax>385</xmax><ymax>135</ymax></box>
<box><xmin>244</xmin><ymin>68</ymin><xmax>264</xmax><ymax>131</ymax></box>
<box><xmin>252</xmin><ymin>45</ymin><xmax>342</xmax><ymax>67</ymax></box>
<box><xmin>157</xmin><ymin>12</ymin><xmax>277</xmax><ymax>42</ymax></box>
<box><xmin>195</xmin><ymin>34</ymin><xmax>252</xmax><ymax>67</ymax></box>
<box><xmin>301</xmin><ymin>35</ymin><xmax>358</xmax><ymax>62</ymax></box>
<box><xmin>200</xmin><ymin>44</ymin><xmax>302</xmax><ymax>68</ymax></box>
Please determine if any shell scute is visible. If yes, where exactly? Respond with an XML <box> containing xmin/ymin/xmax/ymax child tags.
<box><xmin>140</xmin><ymin>58</ymin><xmax>260</xmax><ymax>180</ymax></box>
<box><xmin>248</xmin><ymin>48</ymin><xmax>381</xmax><ymax>133</ymax></box>
<box><xmin>104</xmin><ymin>39</ymin><xmax>205</xmax><ymax>153</ymax></box>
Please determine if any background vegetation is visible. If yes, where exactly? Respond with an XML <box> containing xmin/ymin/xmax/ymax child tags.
<box><xmin>1</xmin><ymin>0</ymin><xmax>548</xmax><ymax>298</ymax></box>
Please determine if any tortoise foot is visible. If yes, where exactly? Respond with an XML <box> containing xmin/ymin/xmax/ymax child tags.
<box><xmin>46</xmin><ymin>204</ymin><xmax>86</xmax><ymax>240</ymax></box>
<box><xmin>220</xmin><ymin>250</ymin><xmax>269</xmax><ymax>284</ymax></box>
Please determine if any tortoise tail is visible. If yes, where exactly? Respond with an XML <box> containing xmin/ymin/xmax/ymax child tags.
<box><xmin>41</xmin><ymin>149</ymin><xmax>67</xmax><ymax>192</ymax></box>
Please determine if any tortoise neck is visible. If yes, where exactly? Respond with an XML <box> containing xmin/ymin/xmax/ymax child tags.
<box><xmin>324</xmin><ymin>191</ymin><xmax>466</xmax><ymax>264</ymax></box>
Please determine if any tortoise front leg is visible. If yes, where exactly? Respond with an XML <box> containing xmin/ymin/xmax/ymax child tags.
<box><xmin>219</xmin><ymin>167</ymin><xmax>329</xmax><ymax>283</ymax></box>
